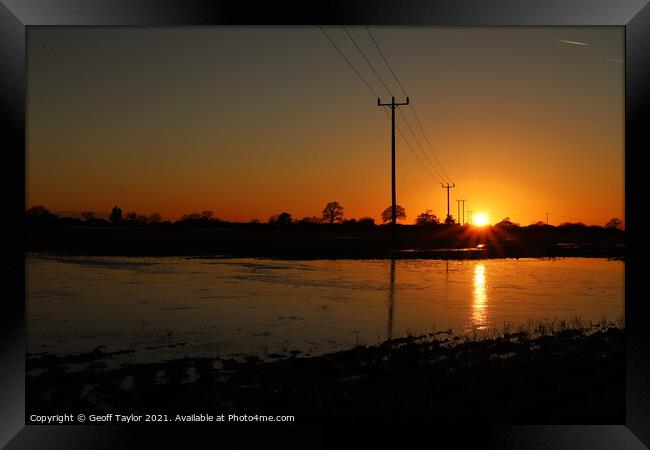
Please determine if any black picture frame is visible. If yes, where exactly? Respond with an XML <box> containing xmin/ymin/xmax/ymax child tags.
<box><xmin>2</xmin><ymin>0</ymin><xmax>648</xmax><ymax>447</ymax></box>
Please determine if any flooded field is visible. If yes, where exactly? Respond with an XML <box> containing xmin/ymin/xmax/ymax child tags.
<box><xmin>27</xmin><ymin>255</ymin><xmax>624</xmax><ymax>365</ymax></box>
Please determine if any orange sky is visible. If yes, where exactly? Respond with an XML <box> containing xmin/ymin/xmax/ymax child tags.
<box><xmin>27</xmin><ymin>26</ymin><xmax>624</xmax><ymax>225</ymax></box>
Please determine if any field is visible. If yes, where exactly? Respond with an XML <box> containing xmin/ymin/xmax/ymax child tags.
<box><xmin>26</xmin><ymin>223</ymin><xmax>624</xmax><ymax>259</ymax></box>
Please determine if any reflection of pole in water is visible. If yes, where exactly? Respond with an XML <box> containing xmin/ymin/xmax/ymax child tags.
<box><xmin>444</xmin><ymin>259</ymin><xmax>449</xmax><ymax>300</ymax></box>
<box><xmin>387</xmin><ymin>259</ymin><xmax>396</xmax><ymax>340</ymax></box>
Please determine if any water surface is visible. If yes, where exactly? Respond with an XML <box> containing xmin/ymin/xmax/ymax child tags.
<box><xmin>27</xmin><ymin>256</ymin><xmax>623</xmax><ymax>364</ymax></box>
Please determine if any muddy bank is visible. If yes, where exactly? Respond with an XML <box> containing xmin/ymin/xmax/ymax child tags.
<box><xmin>27</xmin><ymin>325</ymin><xmax>624</xmax><ymax>423</ymax></box>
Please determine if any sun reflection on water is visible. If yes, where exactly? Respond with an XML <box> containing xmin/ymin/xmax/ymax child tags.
<box><xmin>472</xmin><ymin>263</ymin><xmax>489</xmax><ymax>329</ymax></box>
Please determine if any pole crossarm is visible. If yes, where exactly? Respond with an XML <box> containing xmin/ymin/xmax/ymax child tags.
<box><xmin>378</xmin><ymin>97</ymin><xmax>410</xmax><ymax>107</ymax></box>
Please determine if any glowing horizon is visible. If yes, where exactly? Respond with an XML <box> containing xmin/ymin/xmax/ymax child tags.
<box><xmin>27</xmin><ymin>27</ymin><xmax>624</xmax><ymax>227</ymax></box>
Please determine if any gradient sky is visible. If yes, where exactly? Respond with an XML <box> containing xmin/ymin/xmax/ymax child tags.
<box><xmin>27</xmin><ymin>26</ymin><xmax>624</xmax><ymax>225</ymax></box>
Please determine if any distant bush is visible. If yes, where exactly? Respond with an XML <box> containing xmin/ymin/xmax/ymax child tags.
<box><xmin>298</xmin><ymin>216</ymin><xmax>322</xmax><ymax>225</ymax></box>
<box><xmin>26</xmin><ymin>205</ymin><xmax>58</xmax><ymax>225</ymax></box>
<box><xmin>268</xmin><ymin>212</ymin><xmax>292</xmax><ymax>226</ymax></box>
<box><xmin>524</xmin><ymin>221</ymin><xmax>554</xmax><ymax>231</ymax></box>
<box><xmin>605</xmin><ymin>218</ymin><xmax>623</xmax><ymax>230</ymax></box>
<box><xmin>494</xmin><ymin>217</ymin><xmax>519</xmax><ymax>229</ymax></box>
<box><xmin>558</xmin><ymin>222</ymin><xmax>587</xmax><ymax>231</ymax></box>
<box><xmin>358</xmin><ymin>217</ymin><xmax>375</xmax><ymax>227</ymax></box>
<box><xmin>109</xmin><ymin>206</ymin><xmax>122</xmax><ymax>223</ymax></box>
<box><xmin>177</xmin><ymin>210</ymin><xmax>221</xmax><ymax>225</ymax></box>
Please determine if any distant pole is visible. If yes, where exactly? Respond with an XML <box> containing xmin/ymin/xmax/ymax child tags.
<box><xmin>467</xmin><ymin>210</ymin><xmax>473</xmax><ymax>224</ymax></box>
<box><xmin>441</xmin><ymin>183</ymin><xmax>455</xmax><ymax>220</ymax></box>
<box><xmin>457</xmin><ymin>200</ymin><xmax>461</xmax><ymax>225</ymax></box>
<box><xmin>460</xmin><ymin>199</ymin><xmax>466</xmax><ymax>225</ymax></box>
<box><xmin>546</xmin><ymin>212</ymin><xmax>549</xmax><ymax>224</ymax></box>
<box><xmin>378</xmin><ymin>96</ymin><xmax>409</xmax><ymax>237</ymax></box>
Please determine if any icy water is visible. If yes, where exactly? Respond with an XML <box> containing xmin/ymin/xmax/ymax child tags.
<box><xmin>27</xmin><ymin>255</ymin><xmax>623</xmax><ymax>364</ymax></box>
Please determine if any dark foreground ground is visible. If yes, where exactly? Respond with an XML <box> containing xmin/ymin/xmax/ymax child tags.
<box><xmin>27</xmin><ymin>324</ymin><xmax>624</xmax><ymax>423</ymax></box>
<box><xmin>27</xmin><ymin>224</ymin><xmax>624</xmax><ymax>259</ymax></box>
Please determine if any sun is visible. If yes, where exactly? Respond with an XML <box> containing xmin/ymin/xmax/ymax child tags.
<box><xmin>473</xmin><ymin>212</ymin><xmax>489</xmax><ymax>227</ymax></box>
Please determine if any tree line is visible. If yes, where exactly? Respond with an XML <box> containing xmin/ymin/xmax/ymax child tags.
<box><xmin>25</xmin><ymin>203</ymin><xmax>624</xmax><ymax>231</ymax></box>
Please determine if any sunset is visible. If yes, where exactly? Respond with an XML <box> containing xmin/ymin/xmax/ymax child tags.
<box><xmin>27</xmin><ymin>26</ymin><xmax>624</xmax><ymax>226</ymax></box>
<box><xmin>25</xmin><ymin>25</ymin><xmax>626</xmax><ymax>426</ymax></box>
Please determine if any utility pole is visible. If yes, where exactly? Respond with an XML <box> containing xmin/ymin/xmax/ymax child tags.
<box><xmin>545</xmin><ymin>212</ymin><xmax>549</xmax><ymax>225</ymax></box>
<box><xmin>460</xmin><ymin>199</ymin><xmax>466</xmax><ymax>225</ymax></box>
<box><xmin>441</xmin><ymin>183</ymin><xmax>455</xmax><ymax>221</ymax></box>
<box><xmin>378</xmin><ymin>96</ymin><xmax>409</xmax><ymax>237</ymax></box>
<box><xmin>467</xmin><ymin>210</ymin><xmax>473</xmax><ymax>224</ymax></box>
<box><xmin>457</xmin><ymin>200</ymin><xmax>461</xmax><ymax>225</ymax></box>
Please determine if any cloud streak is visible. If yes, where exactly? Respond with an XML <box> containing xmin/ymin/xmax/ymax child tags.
<box><xmin>555</xmin><ymin>39</ymin><xmax>589</xmax><ymax>47</ymax></box>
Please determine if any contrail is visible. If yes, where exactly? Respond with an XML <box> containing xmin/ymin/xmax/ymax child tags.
<box><xmin>555</xmin><ymin>39</ymin><xmax>589</xmax><ymax>47</ymax></box>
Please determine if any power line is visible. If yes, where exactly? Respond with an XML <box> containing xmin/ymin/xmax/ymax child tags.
<box><xmin>319</xmin><ymin>26</ymin><xmax>441</xmax><ymax>186</ymax></box>
<box><xmin>409</xmin><ymin>104</ymin><xmax>454</xmax><ymax>183</ymax></box>
<box><xmin>363</xmin><ymin>25</ymin><xmax>445</xmax><ymax>180</ymax></box>
<box><xmin>364</xmin><ymin>26</ymin><xmax>409</xmax><ymax>97</ymax></box>
<box><xmin>384</xmin><ymin>109</ymin><xmax>440</xmax><ymax>183</ymax></box>
<box><xmin>343</xmin><ymin>26</ymin><xmax>445</xmax><ymax>183</ymax></box>
<box><xmin>397</xmin><ymin>126</ymin><xmax>440</xmax><ymax>182</ymax></box>
<box><xmin>397</xmin><ymin>108</ymin><xmax>445</xmax><ymax>182</ymax></box>
<box><xmin>343</xmin><ymin>26</ymin><xmax>394</xmax><ymax>98</ymax></box>
<box><xmin>365</xmin><ymin>26</ymin><xmax>455</xmax><ymax>185</ymax></box>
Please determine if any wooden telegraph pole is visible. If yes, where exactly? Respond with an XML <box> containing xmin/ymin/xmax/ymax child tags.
<box><xmin>442</xmin><ymin>182</ymin><xmax>455</xmax><ymax>222</ymax></box>
<box><xmin>378</xmin><ymin>96</ymin><xmax>409</xmax><ymax>237</ymax></box>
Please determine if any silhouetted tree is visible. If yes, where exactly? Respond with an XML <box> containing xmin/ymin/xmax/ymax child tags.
<box><xmin>322</xmin><ymin>201</ymin><xmax>344</xmax><ymax>224</ymax></box>
<box><xmin>298</xmin><ymin>216</ymin><xmax>322</xmax><ymax>224</ymax></box>
<box><xmin>277</xmin><ymin>212</ymin><xmax>292</xmax><ymax>225</ymax></box>
<box><xmin>149</xmin><ymin>212</ymin><xmax>162</xmax><ymax>223</ymax></box>
<box><xmin>416</xmin><ymin>210</ymin><xmax>440</xmax><ymax>226</ymax></box>
<box><xmin>26</xmin><ymin>205</ymin><xmax>58</xmax><ymax>224</ymax></box>
<box><xmin>269</xmin><ymin>212</ymin><xmax>292</xmax><ymax>225</ymax></box>
<box><xmin>81</xmin><ymin>211</ymin><xmax>95</xmax><ymax>221</ymax></box>
<box><xmin>380</xmin><ymin>205</ymin><xmax>406</xmax><ymax>224</ymax></box>
<box><xmin>443</xmin><ymin>215</ymin><xmax>456</xmax><ymax>225</ymax></box>
<box><xmin>180</xmin><ymin>213</ymin><xmax>201</xmax><ymax>222</ymax></box>
<box><xmin>109</xmin><ymin>206</ymin><xmax>122</xmax><ymax>223</ymax></box>
<box><xmin>26</xmin><ymin>205</ymin><xmax>56</xmax><ymax>219</ymax></box>
<box><xmin>605</xmin><ymin>218</ymin><xmax>623</xmax><ymax>230</ymax></box>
